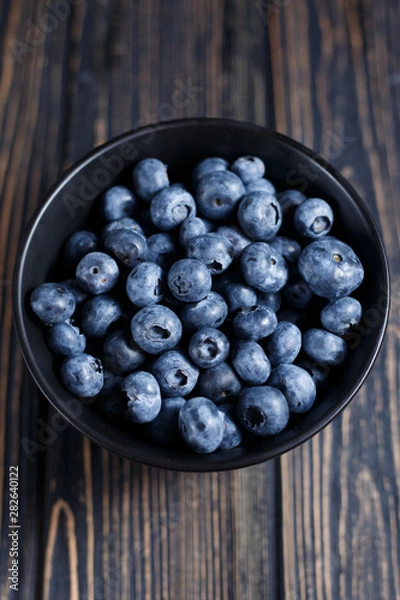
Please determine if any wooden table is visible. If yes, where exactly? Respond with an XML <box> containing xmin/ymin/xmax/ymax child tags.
<box><xmin>1</xmin><ymin>1</ymin><xmax>399</xmax><ymax>598</ymax></box>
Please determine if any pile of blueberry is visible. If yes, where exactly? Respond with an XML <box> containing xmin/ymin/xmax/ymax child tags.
<box><xmin>30</xmin><ymin>155</ymin><xmax>365</xmax><ymax>454</ymax></box>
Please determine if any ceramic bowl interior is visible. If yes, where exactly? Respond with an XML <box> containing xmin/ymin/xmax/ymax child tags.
<box><xmin>13</xmin><ymin>119</ymin><xmax>390</xmax><ymax>471</ymax></box>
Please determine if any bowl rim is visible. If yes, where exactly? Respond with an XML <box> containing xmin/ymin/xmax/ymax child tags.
<box><xmin>12</xmin><ymin>117</ymin><xmax>391</xmax><ymax>471</ymax></box>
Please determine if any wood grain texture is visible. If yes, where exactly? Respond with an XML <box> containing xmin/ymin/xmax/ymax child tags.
<box><xmin>0</xmin><ymin>1</ymin><xmax>399</xmax><ymax>599</ymax></box>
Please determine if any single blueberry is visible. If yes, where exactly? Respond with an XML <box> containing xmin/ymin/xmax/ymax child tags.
<box><xmin>100</xmin><ymin>185</ymin><xmax>137</xmax><ymax>222</ymax></box>
<box><xmin>180</xmin><ymin>216</ymin><xmax>213</xmax><ymax>248</ymax></box>
<box><xmin>102</xmin><ymin>329</ymin><xmax>145</xmax><ymax>374</ymax></box>
<box><xmin>215</xmin><ymin>225</ymin><xmax>251</xmax><ymax>258</ymax></box>
<box><xmin>241</xmin><ymin>242</ymin><xmax>288</xmax><ymax>293</ymax></box>
<box><xmin>126</xmin><ymin>261</ymin><xmax>165</xmax><ymax>307</ymax></box>
<box><xmin>168</xmin><ymin>258</ymin><xmax>212</xmax><ymax>303</ymax></box>
<box><xmin>283</xmin><ymin>268</ymin><xmax>314</xmax><ymax>310</ymax></box>
<box><xmin>152</xmin><ymin>350</ymin><xmax>199</xmax><ymax>396</ymax></box>
<box><xmin>320</xmin><ymin>296</ymin><xmax>362</xmax><ymax>335</ymax></box>
<box><xmin>303</xmin><ymin>328</ymin><xmax>348</xmax><ymax>365</ymax></box>
<box><xmin>178</xmin><ymin>397</ymin><xmax>224</xmax><ymax>454</ymax></box>
<box><xmin>218</xmin><ymin>403</ymin><xmax>244</xmax><ymax>450</ymax></box>
<box><xmin>145</xmin><ymin>396</ymin><xmax>186</xmax><ymax>447</ymax></box>
<box><xmin>266</xmin><ymin>321</ymin><xmax>302</xmax><ymax>366</ymax></box>
<box><xmin>245</xmin><ymin>178</ymin><xmax>276</xmax><ymax>195</ymax></box>
<box><xmin>188</xmin><ymin>327</ymin><xmax>230</xmax><ymax>369</ymax></box>
<box><xmin>80</xmin><ymin>294</ymin><xmax>122</xmax><ymax>338</ymax></box>
<box><xmin>104</xmin><ymin>229</ymin><xmax>149</xmax><ymax>269</ymax></box>
<box><xmin>269</xmin><ymin>236</ymin><xmax>301</xmax><ymax>265</ymax></box>
<box><xmin>237</xmin><ymin>191</ymin><xmax>282</xmax><ymax>241</ymax></box>
<box><xmin>233</xmin><ymin>305</ymin><xmax>278</xmax><ymax>341</ymax></box>
<box><xmin>237</xmin><ymin>386</ymin><xmax>289</xmax><ymax>436</ymax></box>
<box><xmin>132</xmin><ymin>158</ymin><xmax>169</xmax><ymax>202</ymax></box>
<box><xmin>101</xmin><ymin>217</ymin><xmax>144</xmax><ymax>242</ymax></box>
<box><xmin>219</xmin><ymin>280</ymin><xmax>258</xmax><ymax>314</ymax></box>
<box><xmin>130</xmin><ymin>305</ymin><xmax>182</xmax><ymax>354</ymax></box>
<box><xmin>268</xmin><ymin>364</ymin><xmax>317</xmax><ymax>413</ymax></box>
<box><xmin>186</xmin><ymin>233</ymin><xmax>234</xmax><ymax>274</ymax></box>
<box><xmin>191</xmin><ymin>157</ymin><xmax>229</xmax><ymax>190</ymax></box>
<box><xmin>147</xmin><ymin>232</ymin><xmax>182</xmax><ymax>269</ymax></box>
<box><xmin>61</xmin><ymin>230</ymin><xmax>99</xmax><ymax>271</ymax></box>
<box><xmin>256</xmin><ymin>291</ymin><xmax>282</xmax><ymax>313</ymax></box>
<box><xmin>179</xmin><ymin>291</ymin><xmax>228</xmax><ymax>330</ymax></box>
<box><xmin>197</xmin><ymin>362</ymin><xmax>242</xmax><ymax>404</ymax></box>
<box><xmin>76</xmin><ymin>251</ymin><xmax>119</xmax><ymax>294</ymax></box>
<box><xmin>195</xmin><ymin>170</ymin><xmax>245</xmax><ymax>221</ymax></box>
<box><xmin>277</xmin><ymin>189</ymin><xmax>307</xmax><ymax>219</ymax></box>
<box><xmin>46</xmin><ymin>320</ymin><xmax>86</xmax><ymax>356</ymax></box>
<box><xmin>123</xmin><ymin>371</ymin><xmax>162</xmax><ymax>423</ymax></box>
<box><xmin>230</xmin><ymin>156</ymin><xmax>265</xmax><ymax>184</ymax></box>
<box><xmin>294</xmin><ymin>198</ymin><xmax>334</xmax><ymax>238</ymax></box>
<box><xmin>298</xmin><ymin>237</ymin><xmax>364</xmax><ymax>299</ymax></box>
<box><xmin>60</xmin><ymin>353</ymin><xmax>103</xmax><ymax>397</ymax></box>
<box><xmin>231</xmin><ymin>340</ymin><xmax>271</xmax><ymax>384</ymax></box>
<box><xmin>150</xmin><ymin>185</ymin><xmax>196</xmax><ymax>231</ymax></box>
<box><xmin>30</xmin><ymin>283</ymin><xmax>76</xmax><ymax>324</ymax></box>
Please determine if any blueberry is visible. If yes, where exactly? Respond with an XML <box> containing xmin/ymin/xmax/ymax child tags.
<box><xmin>219</xmin><ymin>280</ymin><xmax>258</xmax><ymax>314</ymax></box>
<box><xmin>46</xmin><ymin>320</ymin><xmax>86</xmax><ymax>356</ymax></box>
<box><xmin>180</xmin><ymin>216</ymin><xmax>212</xmax><ymax>248</ymax></box>
<box><xmin>277</xmin><ymin>189</ymin><xmax>306</xmax><ymax>219</ymax></box>
<box><xmin>145</xmin><ymin>396</ymin><xmax>186</xmax><ymax>447</ymax></box>
<box><xmin>230</xmin><ymin>156</ymin><xmax>265</xmax><ymax>184</ymax></box>
<box><xmin>123</xmin><ymin>371</ymin><xmax>162</xmax><ymax>423</ymax></box>
<box><xmin>269</xmin><ymin>236</ymin><xmax>301</xmax><ymax>265</ymax></box>
<box><xmin>101</xmin><ymin>217</ymin><xmax>144</xmax><ymax>242</ymax></box>
<box><xmin>294</xmin><ymin>198</ymin><xmax>334</xmax><ymax>238</ymax></box>
<box><xmin>30</xmin><ymin>283</ymin><xmax>76</xmax><ymax>324</ymax></box>
<box><xmin>298</xmin><ymin>237</ymin><xmax>364</xmax><ymax>299</ymax></box>
<box><xmin>268</xmin><ymin>365</ymin><xmax>316</xmax><ymax>413</ymax></box>
<box><xmin>186</xmin><ymin>233</ymin><xmax>234</xmax><ymax>274</ymax></box>
<box><xmin>231</xmin><ymin>340</ymin><xmax>271</xmax><ymax>384</ymax></box>
<box><xmin>303</xmin><ymin>328</ymin><xmax>348</xmax><ymax>365</ymax></box>
<box><xmin>178</xmin><ymin>397</ymin><xmax>224</xmax><ymax>454</ymax></box>
<box><xmin>168</xmin><ymin>258</ymin><xmax>212</xmax><ymax>303</ymax></box>
<box><xmin>266</xmin><ymin>321</ymin><xmax>302</xmax><ymax>366</ymax></box>
<box><xmin>283</xmin><ymin>269</ymin><xmax>314</xmax><ymax>310</ymax></box>
<box><xmin>126</xmin><ymin>261</ymin><xmax>165</xmax><ymax>307</ymax></box>
<box><xmin>188</xmin><ymin>327</ymin><xmax>230</xmax><ymax>369</ymax></box>
<box><xmin>241</xmin><ymin>242</ymin><xmax>288</xmax><ymax>292</ymax></box>
<box><xmin>100</xmin><ymin>185</ymin><xmax>137</xmax><ymax>222</ymax></box>
<box><xmin>245</xmin><ymin>178</ymin><xmax>276</xmax><ymax>195</ymax></box>
<box><xmin>215</xmin><ymin>225</ymin><xmax>251</xmax><ymax>258</ymax></box>
<box><xmin>237</xmin><ymin>386</ymin><xmax>289</xmax><ymax>436</ymax></box>
<box><xmin>197</xmin><ymin>362</ymin><xmax>242</xmax><ymax>404</ymax></box>
<box><xmin>320</xmin><ymin>296</ymin><xmax>362</xmax><ymax>335</ymax></box>
<box><xmin>80</xmin><ymin>294</ymin><xmax>122</xmax><ymax>338</ymax></box>
<box><xmin>179</xmin><ymin>291</ymin><xmax>228</xmax><ymax>330</ymax></box>
<box><xmin>237</xmin><ymin>191</ymin><xmax>282</xmax><ymax>241</ymax></box>
<box><xmin>218</xmin><ymin>403</ymin><xmax>244</xmax><ymax>450</ymax></box>
<box><xmin>147</xmin><ymin>232</ymin><xmax>181</xmax><ymax>269</ymax></box>
<box><xmin>195</xmin><ymin>170</ymin><xmax>245</xmax><ymax>221</ymax></box>
<box><xmin>256</xmin><ymin>291</ymin><xmax>282</xmax><ymax>313</ymax></box>
<box><xmin>76</xmin><ymin>251</ymin><xmax>119</xmax><ymax>294</ymax></box>
<box><xmin>130</xmin><ymin>305</ymin><xmax>182</xmax><ymax>354</ymax></box>
<box><xmin>191</xmin><ymin>157</ymin><xmax>229</xmax><ymax>190</ymax></box>
<box><xmin>60</xmin><ymin>353</ymin><xmax>103</xmax><ymax>397</ymax></box>
<box><xmin>61</xmin><ymin>230</ymin><xmax>99</xmax><ymax>271</ymax></box>
<box><xmin>150</xmin><ymin>185</ymin><xmax>196</xmax><ymax>231</ymax></box>
<box><xmin>152</xmin><ymin>350</ymin><xmax>199</xmax><ymax>396</ymax></box>
<box><xmin>102</xmin><ymin>329</ymin><xmax>145</xmax><ymax>374</ymax></box>
<box><xmin>132</xmin><ymin>158</ymin><xmax>169</xmax><ymax>202</ymax></box>
<box><xmin>104</xmin><ymin>229</ymin><xmax>149</xmax><ymax>269</ymax></box>
<box><xmin>233</xmin><ymin>305</ymin><xmax>278</xmax><ymax>341</ymax></box>
<box><xmin>60</xmin><ymin>278</ymin><xmax>88</xmax><ymax>304</ymax></box>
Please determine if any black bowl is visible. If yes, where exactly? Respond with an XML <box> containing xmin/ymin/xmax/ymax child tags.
<box><xmin>13</xmin><ymin>118</ymin><xmax>390</xmax><ymax>471</ymax></box>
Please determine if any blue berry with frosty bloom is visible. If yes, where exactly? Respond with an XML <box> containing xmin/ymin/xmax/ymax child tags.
<box><xmin>238</xmin><ymin>191</ymin><xmax>282</xmax><ymax>241</ymax></box>
<box><xmin>150</xmin><ymin>184</ymin><xmax>196</xmax><ymax>231</ymax></box>
<box><xmin>168</xmin><ymin>258</ymin><xmax>212</xmax><ymax>303</ymax></box>
<box><xmin>132</xmin><ymin>158</ymin><xmax>169</xmax><ymax>202</ymax></box>
<box><xmin>215</xmin><ymin>225</ymin><xmax>251</xmax><ymax>258</ymax></box>
<box><xmin>188</xmin><ymin>327</ymin><xmax>230</xmax><ymax>369</ymax></box>
<box><xmin>278</xmin><ymin>189</ymin><xmax>306</xmax><ymax>219</ymax></box>
<box><xmin>220</xmin><ymin>280</ymin><xmax>258</xmax><ymax>314</ymax></box>
<box><xmin>104</xmin><ymin>229</ymin><xmax>149</xmax><ymax>269</ymax></box>
<box><xmin>46</xmin><ymin>320</ymin><xmax>86</xmax><ymax>356</ymax></box>
<box><xmin>197</xmin><ymin>362</ymin><xmax>242</xmax><ymax>404</ymax></box>
<box><xmin>218</xmin><ymin>403</ymin><xmax>244</xmax><ymax>450</ymax></box>
<box><xmin>195</xmin><ymin>170</ymin><xmax>245</xmax><ymax>221</ymax></box>
<box><xmin>294</xmin><ymin>198</ymin><xmax>334</xmax><ymax>238</ymax></box>
<box><xmin>101</xmin><ymin>217</ymin><xmax>144</xmax><ymax>242</ymax></box>
<box><xmin>180</xmin><ymin>216</ymin><xmax>212</xmax><ymax>248</ymax></box>
<box><xmin>152</xmin><ymin>350</ymin><xmax>199</xmax><ymax>397</ymax></box>
<box><xmin>241</xmin><ymin>242</ymin><xmax>288</xmax><ymax>293</ymax></box>
<box><xmin>102</xmin><ymin>329</ymin><xmax>145</xmax><ymax>374</ymax></box>
<box><xmin>100</xmin><ymin>185</ymin><xmax>137</xmax><ymax>222</ymax></box>
<box><xmin>245</xmin><ymin>177</ymin><xmax>276</xmax><ymax>195</ymax></box>
<box><xmin>191</xmin><ymin>157</ymin><xmax>229</xmax><ymax>189</ymax></box>
<box><xmin>60</xmin><ymin>353</ymin><xmax>103</xmax><ymax>397</ymax></box>
<box><xmin>123</xmin><ymin>371</ymin><xmax>162</xmax><ymax>423</ymax></box>
<box><xmin>230</xmin><ymin>156</ymin><xmax>265</xmax><ymax>184</ymax></box>
<box><xmin>80</xmin><ymin>294</ymin><xmax>122</xmax><ymax>338</ymax></box>
<box><xmin>126</xmin><ymin>261</ymin><xmax>165</xmax><ymax>307</ymax></box>
<box><xmin>179</xmin><ymin>292</ymin><xmax>228</xmax><ymax>330</ymax></box>
<box><xmin>130</xmin><ymin>305</ymin><xmax>182</xmax><ymax>354</ymax></box>
<box><xmin>30</xmin><ymin>283</ymin><xmax>76</xmax><ymax>324</ymax></box>
<box><xmin>237</xmin><ymin>386</ymin><xmax>289</xmax><ymax>436</ymax></box>
<box><xmin>270</xmin><ymin>236</ymin><xmax>301</xmax><ymax>265</ymax></box>
<box><xmin>147</xmin><ymin>232</ymin><xmax>181</xmax><ymax>269</ymax></box>
<box><xmin>231</xmin><ymin>340</ymin><xmax>271</xmax><ymax>385</ymax></box>
<box><xmin>233</xmin><ymin>305</ymin><xmax>278</xmax><ymax>341</ymax></box>
<box><xmin>303</xmin><ymin>328</ymin><xmax>348</xmax><ymax>365</ymax></box>
<box><xmin>178</xmin><ymin>397</ymin><xmax>224</xmax><ymax>454</ymax></box>
<box><xmin>62</xmin><ymin>230</ymin><xmax>99</xmax><ymax>270</ymax></box>
<box><xmin>266</xmin><ymin>321</ymin><xmax>302</xmax><ymax>366</ymax></box>
<box><xmin>76</xmin><ymin>251</ymin><xmax>119</xmax><ymax>294</ymax></box>
<box><xmin>320</xmin><ymin>296</ymin><xmax>362</xmax><ymax>335</ymax></box>
<box><xmin>186</xmin><ymin>233</ymin><xmax>234</xmax><ymax>274</ymax></box>
<box><xmin>268</xmin><ymin>364</ymin><xmax>316</xmax><ymax>413</ymax></box>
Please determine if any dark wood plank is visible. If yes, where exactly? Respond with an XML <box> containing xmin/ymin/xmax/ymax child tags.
<box><xmin>268</xmin><ymin>0</ymin><xmax>400</xmax><ymax>598</ymax></box>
